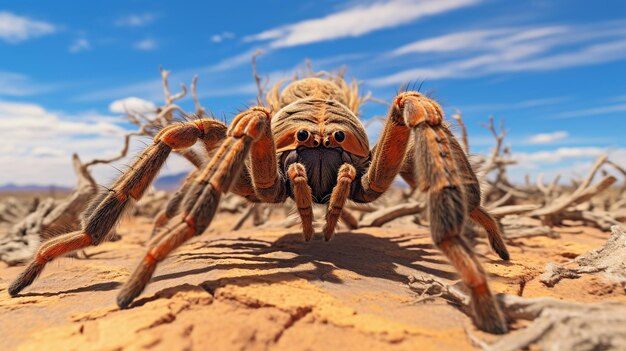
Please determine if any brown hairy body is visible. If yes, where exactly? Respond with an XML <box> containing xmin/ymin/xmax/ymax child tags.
<box><xmin>9</xmin><ymin>74</ymin><xmax>510</xmax><ymax>334</ymax></box>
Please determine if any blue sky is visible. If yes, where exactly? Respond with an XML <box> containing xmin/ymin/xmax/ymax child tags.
<box><xmin>1</xmin><ymin>0</ymin><xmax>626</xmax><ymax>186</ymax></box>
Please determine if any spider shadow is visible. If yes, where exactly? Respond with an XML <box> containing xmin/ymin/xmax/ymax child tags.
<box><xmin>151</xmin><ymin>230</ymin><xmax>458</xmax><ymax>291</ymax></box>
<box><xmin>17</xmin><ymin>281</ymin><xmax>122</xmax><ymax>298</ymax></box>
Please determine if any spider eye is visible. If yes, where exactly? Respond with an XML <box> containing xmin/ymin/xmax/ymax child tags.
<box><xmin>296</xmin><ymin>130</ymin><xmax>309</xmax><ymax>142</ymax></box>
<box><xmin>334</xmin><ymin>131</ymin><xmax>345</xmax><ymax>143</ymax></box>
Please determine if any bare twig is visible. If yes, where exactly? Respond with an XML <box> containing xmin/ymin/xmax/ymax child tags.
<box><xmin>452</xmin><ymin>110</ymin><xmax>469</xmax><ymax>154</ymax></box>
<box><xmin>160</xmin><ymin>66</ymin><xmax>187</xmax><ymax>107</ymax></box>
<box><xmin>408</xmin><ymin>272</ymin><xmax>626</xmax><ymax>351</ymax></box>
<box><xmin>251</xmin><ymin>49</ymin><xmax>268</xmax><ymax>104</ymax></box>
<box><xmin>360</xmin><ymin>201</ymin><xmax>425</xmax><ymax>227</ymax></box>
<box><xmin>480</xmin><ymin>116</ymin><xmax>507</xmax><ymax>175</ymax></box>
<box><xmin>540</xmin><ymin>225</ymin><xmax>626</xmax><ymax>287</ymax></box>
<box><xmin>191</xmin><ymin>75</ymin><xmax>206</xmax><ymax>117</ymax></box>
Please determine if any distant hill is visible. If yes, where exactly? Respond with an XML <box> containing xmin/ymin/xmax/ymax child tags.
<box><xmin>0</xmin><ymin>172</ymin><xmax>186</xmax><ymax>194</ymax></box>
<box><xmin>0</xmin><ymin>183</ymin><xmax>72</xmax><ymax>193</ymax></box>
<box><xmin>153</xmin><ymin>172</ymin><xmax>187</xmax><ymax>191</ymax></box>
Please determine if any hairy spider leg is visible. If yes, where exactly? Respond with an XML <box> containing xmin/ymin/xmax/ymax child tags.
<box><xmin>469</xmin><ymin>207</ymin><xmax>510</xmax><ymax>261</ymax></box>
<box><xmin>8</xmin><ymin>119</ymin><xmax>227</xmax><ymax>296</ymax></box>
<box><xmin>288</xmin><ymin>163</ymin><xmax>314</xmax><ymax>241</ymax></box>
<box><xmin>352</xmin><ymin>102</ymin><xmax>412</xmax><ymax>203</ymax></box>
<box><xmin>323</xmin><ymin>164</ymin><xmax>356</xmax><ymax>241</ymax></box>
<box><xmin>349</xmin><ymin>92</ymin><xmax>508</xmax><ymax>334</ymax></box>
<box><xmin>405</xmin><ymin>93</ymin><xmax>508</xmax><ymax>334</ymax></box>
<box><xmin>117</xmin><ymin>107</ymin><xmax>286</xmax><ymax>308</ymax></box>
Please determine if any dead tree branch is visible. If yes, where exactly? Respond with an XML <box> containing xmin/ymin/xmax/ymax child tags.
<box><xmin>359</xmin><ymin>201</ymin><xmax>425</xmax><ymax>227</ymax></box>
<box><xmin>0</xmin><ymin>154</ymin><xmax>100</xmax><ymax>264</ymax></box>
<box><xmin>540</xmin><ymin>225</ymin><xmax>626</xmax><ymax>288</ymax></box>
<box><xmin>408</xmin><ymin>272</ymin><xmax>626</xmax><ymax>351</ymax></box>
<box><xmin>191</xmin><ymin>75</ymin><xmax>206</xmax><ymax>116</ymax></box>
<box><xmin>252</xmin><ymin>49</ymin><xmax>268</xmax><ymax>104</ymax></box>
<box><xmin>452</xmin><ymin>110</ymin><xmax>469</xmax><ymax>154</ymax></box>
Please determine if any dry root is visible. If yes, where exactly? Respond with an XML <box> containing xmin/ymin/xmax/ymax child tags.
<box><xmin>540</xmin><ymin>225</ymin><xmax>626</xmax><ymax>289</ymax></box>
<box><xmin>0</xmin><ymin>154</ymin><xmax>98</xmax><ymax>264</ymax></box>
<box><xmin>408</xmin><ymin>272</ymin><xmax>626</xmax><ymax>351</ymax></box>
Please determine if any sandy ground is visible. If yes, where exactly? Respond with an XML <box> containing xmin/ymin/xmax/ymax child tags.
<box><xmin>0</xmin><ymin>214</ymin><xmax>624</xmax><ymax>351</ymax></box>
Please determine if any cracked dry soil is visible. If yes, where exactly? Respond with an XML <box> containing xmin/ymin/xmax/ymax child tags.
<box><xmin>1</xmin><ymin>214</ymin><xmax>624</xmax><ymax>351</ymax></box>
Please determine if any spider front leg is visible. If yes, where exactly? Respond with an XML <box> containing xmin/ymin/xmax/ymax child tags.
<box><xmin>323</xmin><ymin>164</ymin><xmax>356</xmax><ymax>241</ymax></box>
<box><xmin>8</xmin><ymin>119</ymin><xmax>227</xmax><ymax>296</ymax></box>
<box><xmin>117</xmin><ymin>107</ymin><xmax>284</xmax><ymax>308</ymax></box>
<box><xmin>354</xmin><ymin>92</ymin><xmax>507</xmax><ymax>334</ymax></box>
<box><xmin>287</xmin><ymin>163</ymin><xmax>314</xmax><ymax>241</ymax></box>
<box><xmin>401</xmin><ymin>92</ymin><xmax>508</xmax><ymax>334</ymax></box>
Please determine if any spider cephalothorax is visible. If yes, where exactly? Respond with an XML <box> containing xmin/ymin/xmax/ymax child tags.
<box><xmin>9</xmin><ymin>71</ymin><xmax>510</xmax><ymax>334</ymax></box>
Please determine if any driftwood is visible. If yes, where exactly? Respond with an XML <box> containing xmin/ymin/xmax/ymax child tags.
<box><xmin>231</xmin><ymin>205</ymin><xmax>273</xmax><ymax>231</ymax></box>
<box><xmin>530</xmin><ymin>156</ymin><xmax>617</xmax><ymax>223</ymax></box>
<box><xmin>0</xmin><ymin>197</ymin><xmax>39</xmax><ymax>224</ymax></box>
<box><xmin>0</xmin><ymin>154</ymin><xmax>98</xmax><ymax>264</ymax></box>
<box><xmin>359</xmin><ymin>201</ymin><xmax>425</xmax><ymax>227</ymax></box>
<box><xmin>489</xmin><ymin>204</ymin><xmax>540</xmax><ymax>218</ymax></box>
<box><xmin>540</xmin><ymin>225</ymin><xmax>626</xmax><ymax>289</ymax></box>
<box><xmin>408</xmin><ymin>273</ymin><xmax>626</xmax><ymax>351</ymax></box>
<box><xmin>87</xmin><ymin>66</ymin><xmax>205</xmax><ymax>169</ymax></box>
<box><xmin>133</xmin><ymin>190</ymin><xmax>169</xmax><ymax>218</ymax></box>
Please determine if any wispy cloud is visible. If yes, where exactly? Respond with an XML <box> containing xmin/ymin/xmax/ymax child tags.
<box><xmin>369</xmin><ymin>21</ymin><xmax>626</xmax><ymax>85</ymax></box>
<box><xmin>68</xmin><ymin>38</ymin><xmax>91</xmax><ymax>53</ymax></box>
<box><xmin>388</xmin><ymin>26</ymin><xmax>567</xmax><ymax>56</ymax></box>
<box><xmin>74</xmin><ymin>49</ymin><xmax>260</xmax><ymax>102</ymax></box>
<box><xmin>0</xmin><ymin>71</ymin><xmax>54</xmax><ymax>96</ymax></box>
<box><xmin>134</xmin><ymin>38</ymin><xmax>157</xmax><ymax>51</ymax></box>
<box><xmin>0</xmin><ymin>11</ymin><xmax>56</xmax><ymax>43</ymax></box>
<box><xmin>526</xmin><ymin>131</ymin><xmax>569</xmax><ymax>145</ymax></box>
<box><xmin>459</xmin><ymin>97</ymin><xmax>569</xmax><ymax>112</ymax></box>
<box><xmin>555</xmin><ymin>103</ymin><xmax>626</xmax><ymax>118</ymax></box>
<box><xmin>244</xmin><ymin>0</ymin><xmax>480</xmax><ymax>48</ymax></box>
<box><xmin>211</xmin><ymin>31</ymin><xmax>235</xmax><ymax>43</ymax></box>
<box><xmin>114</xmin><ymin>13</ymin><xmax>157</xmax><ymax>27</ymax></box>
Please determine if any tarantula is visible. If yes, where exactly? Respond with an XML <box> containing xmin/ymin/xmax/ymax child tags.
<box><xmin>9</xmin><ymin>73</ymin><xmax>510</xmax><ymax>334</ymax></box>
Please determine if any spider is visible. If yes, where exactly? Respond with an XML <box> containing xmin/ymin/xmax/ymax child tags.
<box><xmin>8</xmin><ymin>73</ymin><xmax>510</xmax><ymax>334</ymax></box>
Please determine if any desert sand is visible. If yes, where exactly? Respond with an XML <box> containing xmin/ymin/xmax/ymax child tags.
<box><xmin>1</xmin><ymin>212</ymin><xmax>624</xmax><ymax>351</ymax></box>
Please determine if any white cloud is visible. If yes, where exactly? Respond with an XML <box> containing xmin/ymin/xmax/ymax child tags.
<box><xmin>68</xmin><ymin>38</ymin><xmax>91</xmax><ymax>53</ymax></box>
<box><xmin>109</xmin><ymin>97</ymin><xmax>157</xmax><ymax>114</ymax></box>
<box><xmin>0</xmin><ymin>101</ymin><xmax>123</xmax><ymax>137</ymax></box>
<box><xmin>507</xmin><ymin>147</ymin><xmax>626</xmax><ymax>183</ymax></box>
<box><xmin>114</xmin><ymin>13</ymin><xmax>157</xmax><ymax>27</ymax></box>
<box><xmin>369</xmin><ymin>21</ymin><xmax>626</xmax><ymax>85</ymax></box>
<box><xmin>515</xmin><ymin>147</ymin><xmax>606</xmax><ymax>163</ymax></box>
<box><xmin>244</xmin><ymin>0</ymin><xmax>479</xmax><ymax>48</ymax></box>
<box><xmin>134</xmin><ymin>39</ymin><xmax>157</xmax><ymax>51</ymax></box>
<box><xmin>0</xmin><ymin>100</ymin><xmax>193</xmax><ymax>186</ymax></box>
<box><xmin>0</xmin><ymin>11</ymin><xmax>56</xmax><ymax>43</ymax></box>
<box><xmin>0</xmin><ymin>100</ymin><xmax>123</xmax><ymax>185</ymax></box>
<box><xmin>526</xmin><ymin>131</ymin><xmax>569</xmax><ymax>145</ymax></box>
<box><xmin>211</xmin><ymin>31</ymin><xmax>235</xmax><ymax>43</ymax></box>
